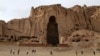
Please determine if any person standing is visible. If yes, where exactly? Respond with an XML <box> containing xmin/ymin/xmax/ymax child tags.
<box><xmin>93</xmin><ymin>51</ymin><xmax>95</xmax><ymax>56</ymax></box>
<box><xmin>81</xmin><ymin>50</ymin><xmax>83</xmax><ymax>55</ymax></box>
<box><xmin>26</xmin><ymin>51</ymin><xmax>29</xmax><ymax>55</ymax></box>
<box><xmin>32</xmin><ymin>49</ymin><xmax>34</xmax><ymax>53</ymax></box>
<box><xmin>50</xmin><ymin>51</ymin><xmax>53</xmax><ymax>55</ymax></box>
<box><xmin>17</xmin><ymin>49</ymin><xmax>20</xmax><ymax>55</ymax></box>
<box><xmin>75</xmin><ymin>51</ymin><xmax>78</xmax><ymax>56</ymax></box>
<box><xmin>10</xmin><ymin>49</ymin><xmax>12</xmax><ymax>54</ymax></box>
<box><xmin>13</xmin><ymin>51</ymin><xmax>15</xmax><ymax>55</ymax></box>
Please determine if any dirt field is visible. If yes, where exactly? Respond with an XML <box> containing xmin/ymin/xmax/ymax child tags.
<box><xmin>0</xmin><ymin>45</ymin><xmax>100</xmax><ymax>56</ymax></box>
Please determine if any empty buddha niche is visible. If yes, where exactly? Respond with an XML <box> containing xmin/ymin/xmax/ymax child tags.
<box><xmin>47</xmin><ymin>16</ymin><xmax>59</xmax><ymax>46</ymax></box>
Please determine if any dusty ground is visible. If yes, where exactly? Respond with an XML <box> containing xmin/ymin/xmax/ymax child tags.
<box><xmin>0</xmin><ymin>45</ymin><xmax>100</xmax><ymax>56</ymax></box>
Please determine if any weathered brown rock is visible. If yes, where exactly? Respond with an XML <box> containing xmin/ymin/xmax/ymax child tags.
<box><xmin>0</xmin><ymin>4</ymin><xmax>100</xmax><ymax>45</ymax></box>
<box><xmin>0</xmin><ymin>20</ymin><xmax>6</xmax><ymax>36</ymax></box>
<box><xmin>66</xmin><ymin>30</ymin><xmax>100</xmax><ymax>48</ymax></box>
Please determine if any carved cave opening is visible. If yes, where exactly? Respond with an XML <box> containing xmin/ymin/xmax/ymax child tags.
<box><xmin>47</xmin><ymin>16</ymin><xmax>59</xmax><ymax>46</ymax></box>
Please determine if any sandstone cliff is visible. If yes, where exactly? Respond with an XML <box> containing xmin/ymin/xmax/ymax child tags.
<box><xmin>66</xmin><ymin>29</ymin><xmax>100</xmax><ymax>48</ymax></box>
<box><xmin>0</xmin><ymin>4</ymin><xmax>100</xmax><ymax>44</ymax></box>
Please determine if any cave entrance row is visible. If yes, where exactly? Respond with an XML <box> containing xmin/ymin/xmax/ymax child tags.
<box><xmin>47</xmin><ymin>16</ymin><xmax>59</xmax><ymax>46</ymax></box>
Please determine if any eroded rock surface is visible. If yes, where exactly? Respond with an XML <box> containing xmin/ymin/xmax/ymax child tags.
<box><xmin>0</xmin><ymin>4</ymin><xmax>100</xmax><ymax>45</ymax></box>
<box><xmin>66</xmin><ymin>30</ymin><xmax>100</xmax><ymax>49</ymax></box>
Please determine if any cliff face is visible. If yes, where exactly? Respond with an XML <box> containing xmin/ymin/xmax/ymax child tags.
<box><xmin>0</xmin><ymin>4</ymin><xmax>100</xmax><ymax>44</ymax></box>
<box><xmin>66</xmin><ymin>30</ymin><xmax>100</xmax><ymax>48</ymax></box>
<box><xmin>7</xmin><ymin>18</ymin><xmax>31</xmax><ymax>36</ymax></box>
<box><xmin>0</xmin><ymin>20</ymin><xmax>6</xmax><ymax>36</ymax></box>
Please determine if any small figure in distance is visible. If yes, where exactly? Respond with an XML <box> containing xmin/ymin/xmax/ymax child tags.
<box><xmin>81</xmin><ymin>50</ymin><xmax>84</xmax><ymax>55</ymax></box>
<box><xmin>93</xmin><ymin>51</ymin><xmax>96</xmax><ymax>56</ymax></box>
<box><xmin>50</xmin><ymin>51</ymin><xmax>53</xmax><ymax>55</ymax></box>
<box><xmin>10</xmin><ymin>49</ymin><xmax>12</xmax><ymax>54</ymax></box>
<box><xmin>17</xmin><ymin>49</ymin><xmax>20</xmax><ymax>55</ymax></box>
<box><xmin>26</xmin><ymin>51</ymin><xmax>29</xmax><ymax>55</ymax></box>
<box><xmin>75</xmin><ymin>51</ymin><xmax>78</xmax><ymax>56</ymax></box>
